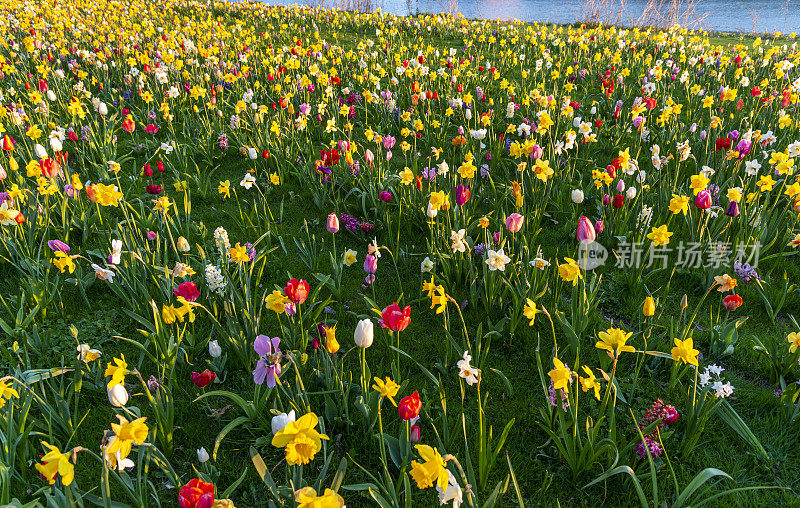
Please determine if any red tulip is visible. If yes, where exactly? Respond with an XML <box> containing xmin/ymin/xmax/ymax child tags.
<box><xmin>455</xmin><ymin>185</ymin><xmax>471</xmax><ymax>206</ymax></box>
<box><xmin>122</xmin><ymin>117</ymin><xmax>136</xmax><ymax>133</ymax></box>
<box><xmin>191</xmin><ymin>369</ymin><xmax>216</xmax><ymax>388</ymax></box>
<box><xmin>178</xmin><ymin>478</ymin><xmax>215</xmax><ymax>508</ymax></box>
<box><xmin>2</xmin><ymin>135</ymin><xmax>14</xmax><ymax>151</ymax></box>
<box><xmin>722</xmin><ymin>294</ymin><xmax>743</xmax><ymax>311</ymax></box>
<box><xmin>398</xmin><ymin>391</ymin><xmax>421</xmax><ymax>420</ymax></box>
<box><xmin>612</xmin><ymin>194</ymin><xmax>625</xmax><ymax>208</ymax></box>
<box><xmin>174</xmin><ymin>281</ymin><xmax>200</xmax><ymax>302</ymax></box>
<box><xmin>380</xmin><ymin>302</ymin><xmax>411</xmax><ymax>332</ymax></box>
<box><xmin>284</xmin><ymin>279</ymin><xmax>310</xmax><ymax>304</ymax></box>
<box><xmin>40</xmin><ymin>158</ymin><xmax>60</xmax><ymax>179</ymax></box>
<box><xmin>695</xmin><ymin>190</ymin><xmax>712</xmax><ymax>210</ymax></box>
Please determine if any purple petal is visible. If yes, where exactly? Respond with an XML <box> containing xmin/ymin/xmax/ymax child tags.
<box><xmin>252</xmin><ymin>359</ymin><xmax>267</xmax><ymax>385</ymax></box>
<box><xmin>254</xmin><ymin>335</ymin><xmax>271</xmax><ymax>356</ymax></box>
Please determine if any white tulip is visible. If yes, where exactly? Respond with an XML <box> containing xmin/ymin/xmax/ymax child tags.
<box><xmin>571</xmin><ymin>189</ymin><xmax>584</xmax><ymax>204</ymax></box>
<box><xmin>271</xmin><ymin>410</ymin><xmax>296</xmax><ymax>435</ymax></box>
<box><xmin>46</xmin><ymin>90</ymin><xmax>57</xmax><ymax>101</ymax></box>
<box><xmin>107</xmin><ymin>384</ymin><xmax>129</xmax><ymax>407</ymax></box>
<box><xmin>197</xmin><ymin>447</ymin><xmax>210</xmax><ymax>463</ymax></box>
<box><xmin>209</xmin><ymin>340</ymin><xmax>222</xmax><ymax>358</ymax></box>
<box><xmin>49</xmin><ymin>137</ymin><xmax>63</xmax><ymax>152</ymax></box>
<box><xmin>354</xmin><ymin>319</ymin><xmax>374</xmax><ymax>348</ymax></box>
<box><xmin>626</xmin><ymin>186</ymin><xmax>637</xmax><ymax>199</ymax></box>
<box><xmin>98</xmin><ymin>102</ymin><xmax>108</xmax><ymax>116</ymax></box>
<box><xmin>34</xmin><ymin>143</ymin><xmax>47</xmax><ymax>159</ymax></box>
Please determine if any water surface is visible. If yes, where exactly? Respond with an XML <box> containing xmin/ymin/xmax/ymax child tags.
<box><xmin>265</xmin><ymin>0</ymin><xmax>799</xmax><ymax>34</ymax></box>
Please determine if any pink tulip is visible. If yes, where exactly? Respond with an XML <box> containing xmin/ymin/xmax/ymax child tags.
<box><xmin>505</xmin><ymin>213</ymin><xmax>524</xmax><ymax>233</ymax></box>
<box><xmin>577</xmin><ymin>216</ymin><xmax>596</xmax><ymax>244</ymax></box>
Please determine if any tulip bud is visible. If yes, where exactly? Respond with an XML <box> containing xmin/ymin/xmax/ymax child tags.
<box><xmin>643</xmin><ymin>296</ymin><xmax>655</xmax><ymax>317</ymax></box>
<box><xmin>177</xmin><ymin>236</ymin><xmax>191</xmax><ymax>252</ymax></box>
<box><xmin>571</xmin><ymin>189</ymin><xmax>584</xmax><ymax>204</ymax></box>
<box><xmin>576</xmin><ymin>216</ymin><xmax>596</xmax><ymax>244</ymax></box>
<box><xmin>354</xmin><ymin>318</ymin><xmax>374</xmax><ymax>348</ymax></box>
<box><xmin>197</xmin><ymin>447</ymin><xmax>209</xmax><ymax>463</ymax></box>
<box><xmin>46</xmin><ymin>90</ymin><xmax>57</xmax><ymax>101</ymax></box>
<box><xmin>98</xmin><ymin>102</ymin><xmax>108</xmax><ymax>116</ymax></box>
<box><xmin>616</xmin><ymin>179</ymin><xmax>626</xmax><ymax>192</ymax></box>
<box><xmin>594</xmin><ymin>220</ymin><xmax>604</xmax><ymax>234</ymax></box>
<box><xmin>612</xmin><ymin>193</ymin><xmax>625</xmax><ymax>208</ymax></box>
<box><xmin>410</xmin><ymin>425</ymin><xmax>421</xmax><ymax>443</ymax></box>
<box><xmin>247</xmin><ymin>147</ymin><xmax>257</xmax><ymax>160</ymax></box>
<box><xmin>626</xmin><ymin>186</ymin><xmax>637</xmax><ymax>200</ymax></box>
<box><xmin>107</xmin><ymin>383</ymin><xmax>129</xmax><ymax>407</ymax></box>
<box><xmin>681</xmin><ymin>294</ymin><xmax>688</xmax><ymax>310</ymax></box>
<box><xmin>603</xmin><ymin>194</ymin><xmax>610</xmax><ymax>206</ymax></box>
<box><xmin>326</xmin><ymin>212</ymin><xmax>339</xmax><ymax>233</ymax></box>
<box><xmin>426</xmin><ymin>203</ymin><xmax>438</xmax><ymax>218</ymax></box>
<box><xmin>49</xmin><ymin>137</ymin><xmax>62</xmax><ymax>152</ymax></box>
<box><xmin>208</xmin><ymin>340</ymin><xmax>221</xmax><ymax>358</ymax></box>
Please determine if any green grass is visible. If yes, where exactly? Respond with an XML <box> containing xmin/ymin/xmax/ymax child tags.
<box><xmin>5</xmin><ymin>145</ymin><xmax>799</xmax><ymax>506</ymax></box>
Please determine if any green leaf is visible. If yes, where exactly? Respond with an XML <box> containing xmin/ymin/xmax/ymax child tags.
<box><xmin>584</xmin><ymin>466</ymin><xmax>648</xmax><ymax>508</ymax></box>
<box><xmin>220</xmin><ymin>467</ymin><xmax>248</xmax><ymax>499</ymax></box>
<box><xmin>673</xmin><ymin>468</ymin><xmax>731</xmax><ymax>508</ymax></box>
<box><xmin>717</xmin><ymin>400</ymin><xmax>768</xmax><ymax>459</ymax></box>
<box><xmin>213</xmin><ymin>416</ymin><xmax>250</xmax><ymax>460</ymax></box>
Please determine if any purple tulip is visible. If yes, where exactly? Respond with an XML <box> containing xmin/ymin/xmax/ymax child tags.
<box><xmin>47</xmin><ymin>240</ymin><xmax>70</xmax><ymax>253</ymax></box>
<box><xmin>725</xmin><ymin>201</ymin><xmax>740</xmax><ymax>217</ymax></box>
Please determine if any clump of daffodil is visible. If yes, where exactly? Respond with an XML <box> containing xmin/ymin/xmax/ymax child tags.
<box><xmin>372</xmin><ymin>376</ymin><xmax>400</xmax><ymax>406</ymax></box>
<box><xmin>548</xmin><ymin>358</ymin><xmax>572</xmax><ymax>393</ymax></box>
<box><xmin>595</xmin><ymin>327</ymin><xmax>635</xmax><ymax>360</ymax></box>
<box><xmin>671</xmin><ymin>337</ymin><xmax>699</xmax><ymax>366</ymax></box>
<box><xmin>523</xmin><ymin>298</ymin><xmax>539</xmax><ymax>326</ymax></box>
<box><xmin>558</xmin><ymin>258</ymin><xmax>582</xmax><ymax>285</ymax></box>
<box><xmin>104</xmin><ymin>355</ymin><xmax>129</xmax><ymax>387</ymax></box>
<box><xmin>271</xmin><ymin>412</ymin><xmax>329</xmax><ymax>466</ymax></box>
<box><xmin>36</xmin><ymin>442</ymin><xmax>78</xmax><ymax>486</ymax></box>
<box><xmin>409</xmin><ymin>444</ymin><xmax>449</xmax><ymax>490</ymax></box>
